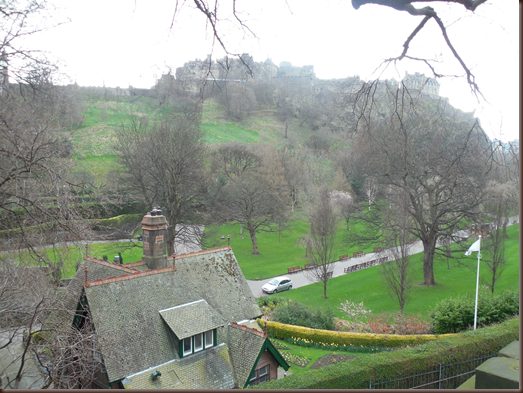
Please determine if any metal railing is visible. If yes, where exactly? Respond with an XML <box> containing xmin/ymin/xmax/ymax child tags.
<box><xmin>369</xmin><ymin>352</ymin><xmax>496</xmax><ymax>389</ymax></box>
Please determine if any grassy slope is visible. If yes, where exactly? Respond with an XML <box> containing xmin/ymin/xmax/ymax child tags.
<box><xmin>72</xmin><ymin>97</ymin><xmax>322</xmax><ymax>178</ymax></box>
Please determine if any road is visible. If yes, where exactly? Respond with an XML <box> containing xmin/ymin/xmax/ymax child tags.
<box><xmin>246</xmin><ymin>215</ymin><xmax>519</xmax><ymax>298</ymax></box>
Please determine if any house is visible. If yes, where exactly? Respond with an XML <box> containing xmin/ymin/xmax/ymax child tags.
<box><xmin>65</xmin><ymin>209</ymin><xmax>289</xmax><ymax>389</ymax></box>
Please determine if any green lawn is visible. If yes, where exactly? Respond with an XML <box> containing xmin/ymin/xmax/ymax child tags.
<box><xmin>203</xmin><ymin>217</ymin><xmax>377</xmax><ymax>280</ymax></box>
<box><xmin>269</xmin><ymin>224</ymin><xmax>520</xmax><ymax>319</ymax></box>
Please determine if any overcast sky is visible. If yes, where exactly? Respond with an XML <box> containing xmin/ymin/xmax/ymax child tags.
<box><xmin>23</xmin><ymin>0</ymin><xmax>519</xmax><ymax>142</ymax></box>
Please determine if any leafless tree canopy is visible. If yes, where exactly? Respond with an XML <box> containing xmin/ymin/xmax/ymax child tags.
<box><xmin>114</xmin><ymin>114</ymin><xmax>208</xmax><ymax>255</ymax></box>
<box><xmin>304</xmin><ymin>189</ymin><xmax>337</xmax><ymax>299</ymax></box>
<box><xmin>350</xmin><ymin>85</ymin><xmax>492</xmax><ymax>286</ymax></box>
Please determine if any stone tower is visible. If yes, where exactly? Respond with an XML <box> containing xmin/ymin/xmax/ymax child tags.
<box><xmin>141</xmin><ymin>208</ymin><xmax>169</xmax><ymax>269</ymax></box>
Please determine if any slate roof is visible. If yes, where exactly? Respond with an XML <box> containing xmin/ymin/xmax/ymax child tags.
<box><xmin>160</xmin><ymin>299</ymin><xmax>225</xmax><ymax>339</ymax></box>
<box><xmin>75</xmin><ymin>246</ymin><xmax>267</xmax><ymax>388</ymax></box>
<box><xmin>84</xmin><ymin>269</ymin><xmax>201</xmax><ymax>383</ymax></box>
<box><xmin>172</xmin><ymin>247</ymin><xmax>262</xmax><ymax>322</ymax></box>
<box><xmin>122</xmin><ymin>343</ymin><xmax>234</xmax><ymax>389</ymax></box>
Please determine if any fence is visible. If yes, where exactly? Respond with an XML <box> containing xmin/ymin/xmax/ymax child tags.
<box><xmin>368</xmin><ymin>352</ymin><xmax>496</xmax><ymax>389</ymax></box>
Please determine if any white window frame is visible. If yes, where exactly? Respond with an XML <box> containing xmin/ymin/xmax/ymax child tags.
<box><xmin>205</xmin><ymin>330</ymin><xmax>213</xmax><ymax>349</ymax></box>
<box><xmin>194</xmin><ymin>333</ymin><xmax>204</xmax><ymax>353</ymax></box>
<box><xmin>183</xmin><ymin>337</ymin><xmax>192</xmax><ymax>356</ymax></box>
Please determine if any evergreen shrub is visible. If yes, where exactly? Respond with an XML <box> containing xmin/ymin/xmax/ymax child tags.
<box><xmin>271</xmin><ymin>299</ymin><xmax>335</xmax><ymax>331</ymax></box>
<box><xmin>429</xmin><ymin>289</ymin><xmax>519</xmax><ymax>334</ymax></box>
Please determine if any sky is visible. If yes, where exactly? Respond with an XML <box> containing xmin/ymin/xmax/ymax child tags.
<box><xmin>20</xmin><ymin>0</ymin><xmax>519</xmax><ymax>142</ymax></box>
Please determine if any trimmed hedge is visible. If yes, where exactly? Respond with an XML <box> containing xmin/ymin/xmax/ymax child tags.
<box><xmin>253</xmin><ymin>317</ymin><xmax>519</xmax><ymax>389</ymax></box>
<box><xmin>257</xmin><ymin>319</ymin><xmax>454</xmax><ymax>348</ymax></box>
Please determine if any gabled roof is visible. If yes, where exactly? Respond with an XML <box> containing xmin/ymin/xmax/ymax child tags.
<box><xmin>172</xmin><ymin>247</ymin><xmax>262</xmax><ymax>322</ymax></box>
<box><xmin>84</xmin><ymin>269</ymin><xmax>200</xmax><ymax>383</ymax></box>
<box><xmin>227</xmin><ymin>322</ymin><xmax>290</xmax><ymax>388</ymax></box>
<box><xmin>159</xmin><ymin>299</ymin><xmax>225</xmax><ymax>339</ymax></box>
<box><xmin>122</xmin><ymin>344</ymin><xmax>234</xmax><ymax>389</ymax></box>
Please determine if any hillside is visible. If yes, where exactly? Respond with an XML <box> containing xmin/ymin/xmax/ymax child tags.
<box><xmin>71</xmin><ymin>94</ymin><xmax>350</xmax><ymax>181</ymax></box>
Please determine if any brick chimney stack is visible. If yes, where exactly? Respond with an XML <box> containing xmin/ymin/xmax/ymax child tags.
<box><xmin>141</xmin><ymin>208</ymin><xmax>168</xmax><ymax>269</ymax></box>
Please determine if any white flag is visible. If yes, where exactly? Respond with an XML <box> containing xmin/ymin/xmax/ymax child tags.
<box><xmin>465</xmin><ymin>238</ymin><xmax>481</xmax><ymax>256</ymax></box>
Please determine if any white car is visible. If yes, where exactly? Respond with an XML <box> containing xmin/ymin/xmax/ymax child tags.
<box><xmin>262</xmin><ymin>276</ymin><xmax>293</xmax><ymax>294</ymax></box>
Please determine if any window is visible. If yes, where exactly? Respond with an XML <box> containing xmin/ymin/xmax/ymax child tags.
<box><xmin>249</xmin><ymin>365</ymin><xmax>270</xmax><ymax>386</ymax></box>
<box><xmin>181</xmin><ymin>330</ymin><xmax>215</xmax><ymax>357</ymax></box>
<box><xmin>205</xmin><ymin>330</ymin><xmax>213</xmax><ymax>348</ymax></box>
<box><xmin>183</xmin><ymin>337</ymin><xmax>192</xmax><ymax>356</ymax></box>
<box><xmin>194</xmin><ymin>333</ymin><xmax>203</xmax><ymax>352</ymax></box>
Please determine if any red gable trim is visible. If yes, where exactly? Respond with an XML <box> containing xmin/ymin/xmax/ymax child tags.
<box><xmin>83</xmin><ymin>265</ymin><xmax>177</xmax><ymax>288</ymax></box>
<box><xmin>169</xmin><ymin>246</ymin><xmax>232</xmax><ymax>260</ymax></box>
<box><xmin>230</xmin><ymin>321</ymin><xmax>267</xmax><ymax>339</ymax></box>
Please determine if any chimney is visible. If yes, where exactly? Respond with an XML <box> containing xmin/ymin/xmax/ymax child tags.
<box><xmin>141</xmin><ymin>208</ymin><xmax>169</xmax><ymax>269</ymax></box>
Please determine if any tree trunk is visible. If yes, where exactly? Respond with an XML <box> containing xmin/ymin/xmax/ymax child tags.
<box><xmin>323</xmin><ymin>279</ymin><xmax>328</xmax><ymax>299</ymax></box>
<box><xmin>284</xmin><ymin>119</ymin><xmax>288</xmax><ymax>139</ymax></box>
<box><xmin>167</xmin><ymin>226</ymin><xmax>176</xmax><ymax>256</ymax></box>
<box><xmin>249</xmin><ymin>230</ymin><xmax>259</xmax><ymax>254</ymax></box>
<box><xmin>421</xmin><ymin>236</ymin><xmax>437</xmax><ymax>285</ymax></box>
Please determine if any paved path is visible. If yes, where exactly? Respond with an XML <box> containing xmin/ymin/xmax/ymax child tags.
<box><xmin>246</xmin><ymin>215</ymin><xmax>519</xmax><ymax>298</ymax></box>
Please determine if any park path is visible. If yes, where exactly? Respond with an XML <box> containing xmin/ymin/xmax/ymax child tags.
<box><xmin>246</xmin><ymin>215</ymin><xmax>520</xmax><ymax>298</ymax></box>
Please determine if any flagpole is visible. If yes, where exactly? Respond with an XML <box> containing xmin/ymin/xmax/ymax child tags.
<box><xmin>473</xmin><ymin>235</ymin><xmax>482</xmax><ymax>330</ymax></box>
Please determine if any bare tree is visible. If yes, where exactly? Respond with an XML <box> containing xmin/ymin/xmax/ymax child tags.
<box><xmin>114</xmin><ymin>114</ymin><xmax>208</xmax><ymax>255</ymax></box>
<box><xmin>0</xmin><ymin>260</ymin><xmax>116</xmax><ymax>389</ymax></box>
<box><xmin>304</xmin><ymin>189</ymin><xmax>337</xmax><ymax>299</ymax></box>
<box><xmin>378</xmin><ymin>194</ymin><xmax>415</xmax><ymax>313</ymax></box>
<box><xmin>216</xmin><ymin>173</ymin><xmax>286</xmax><ymax>255</ymax></box>
<box><xmin>350</xmin><ymin>86</ymin><xmax>491</xmax><ymax>286</ymax></box>
<box><xmin>330</xmin><ymin>190</ymin><xmax>356</xmax><ymax>230</ymax></box>
<box><xmin>210</xmin><ymin>142</ymin><xmax>261</xmax><ymax>182</ymax></box>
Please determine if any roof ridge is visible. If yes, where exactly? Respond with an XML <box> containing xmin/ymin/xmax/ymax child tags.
<box><xmin>84</xmin><ymin>256</ymin><xmax>137</xmax><ymax>273</ymax></box>
<box><xmin>169</xmin><ymin>246</ymin><xmax>232</xmax><ymax>260</ymax></box>
<box><xmin>83</xmin><ymin>266</ymin><xmax>177</xmax><ymax>288</ymax></box>
<box><xmin>230</xmin><ymin>321</ymin><xmax>267</xmax><ymax>338</ymax></box>
<box><xmin>124</xmin><ymin>260</ymin><xmax>147</xmax><ymax>267</ymax></box>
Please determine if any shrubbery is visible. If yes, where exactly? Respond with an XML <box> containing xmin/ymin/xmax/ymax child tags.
<box><xmin>259</xmin><ymin>319</ymin><xmax>450</xmax><ymax>348</ymax></box>
<box><xmin>272</xmin><ymin>299</ymin><xmax>335</xmax><ymax>331</ymax></box>
<box><xmin>430</xmin><ymin>289</ymin><xmax>519</xmax><ymax>334</ymax></box>
<box><xmin>254</xmin><ymin>318</ymin><xmax>519</xmax><ymax>389</ymax></box>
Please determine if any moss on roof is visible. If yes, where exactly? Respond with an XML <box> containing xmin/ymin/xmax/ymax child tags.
<box><xmin>175</xmin><ymin>249</ymin><xmax>262</xmax><ymax>322</ymax></box>
<box><xmin>122</xmin><ymin>344</ymin><xmax>234</xmax><ymax>389</ymax></box>
<box><xmin>84</xmin><ymin>270</ymin><xmax>201</xmax><ymax>383</ymax></box>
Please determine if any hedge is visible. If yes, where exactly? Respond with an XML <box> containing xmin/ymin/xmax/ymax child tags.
<box><xmin>430</xmin><ymin>289</ymin><xmax>519</xmax><ymax>333</ymax></box>
<box><xmin>257</xmin><ymin>319</ymin><xmax>454</xmax><ymax>348</ymax></box>
<box><xmin>252</xmin><ymin>317</ymin><xmax>519</xmax><ymax>389</ymax></box>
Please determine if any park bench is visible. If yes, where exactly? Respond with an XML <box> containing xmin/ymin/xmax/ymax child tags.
<box><xmin>304</xmin><ymin>262</ymin><xmax>316</xmax><ymax>270</ymax></box>
<box><xmin>287</xmin><ymin>265</ymin><xmax>302</xmax><ymax>274</ymax></box>
<box><xmin>378</xmin><ymin>256</ymin><xmax>388</xmax><ymax>264</ymax></box>
<box><xmin>353</xmin><ymin>250</ymin><xmax>364</xmax><ymax>258</ymax></box>
<box><xmin>344</xmin><ymin>266</ymin><xmax>353</xmax><ymax>274</ymax></box>
<box><xmin>374</xmin><ymin>247</ymin><xmax>383</xmax><ymax>253</ymax></box>
<box><xmin>321</xmin><ymin>271</ymin><xmax>333</xmax><ymax>280</ymax></box>
<box><xmin>339</xmin><ymin>254</ymin><xmax>349</xmax><ymax>261</ymax></box>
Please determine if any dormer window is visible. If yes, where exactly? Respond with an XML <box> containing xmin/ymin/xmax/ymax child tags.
<box><xmin>179</xmin><ymin>329</ymin><xmax>216</xmax><ymax>357</ymax></box>
<box><xmin>159</xmin><ymin>299</ymin><xmax>224</xmax><ymax>358</ymax></box>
